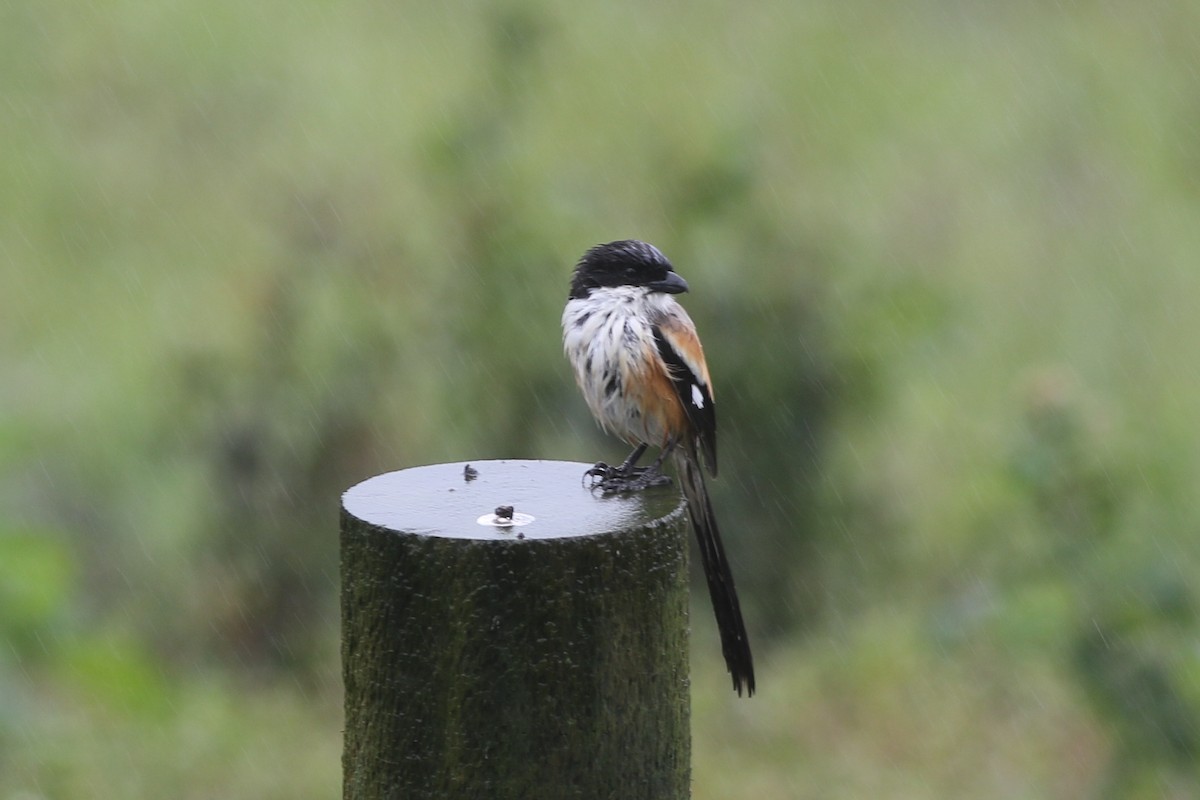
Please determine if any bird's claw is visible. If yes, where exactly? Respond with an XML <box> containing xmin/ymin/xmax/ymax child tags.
<box><xmin>583</xmin><ymin>462</ymin><xmax>673</xmax><ymax>494</ymax></box>
<box><xmin>583</xmin><ymin>462</ymin><xmax>612</xmax><ymax>481</ymax></box>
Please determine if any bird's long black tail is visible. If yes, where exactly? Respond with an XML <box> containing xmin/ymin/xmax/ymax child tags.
<box><xmin>675</xmin><ymin>443</ymin><xmax>755</xmax><ymax>696</ymax></box>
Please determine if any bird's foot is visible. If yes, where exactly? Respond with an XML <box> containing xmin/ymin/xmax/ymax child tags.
<box><xmin>583</xmin><ymin>462</ymin><xmax>673</xmax><ymax>494</ymax></box>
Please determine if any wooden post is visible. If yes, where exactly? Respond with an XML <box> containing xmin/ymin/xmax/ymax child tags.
<box><xmin>340</xmin><ymin>459</ymin><xmax>691</xmax><ymax>800</ymax></box>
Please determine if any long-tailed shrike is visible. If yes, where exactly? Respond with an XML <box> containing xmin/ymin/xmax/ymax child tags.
<box><xmin>562</xmin><ymin>240</ymin><xmax>754</xmax><ymax>696</ymax></box>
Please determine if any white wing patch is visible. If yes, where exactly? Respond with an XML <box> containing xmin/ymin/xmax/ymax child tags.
<box><xmin>691</xmin><ymin>383</ymin><xmax>705</xmax><ymax>409</ymax></box>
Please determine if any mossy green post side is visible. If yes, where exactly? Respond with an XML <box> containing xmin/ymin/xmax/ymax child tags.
<box><xmin>340</xmin><ymin>460</ymin><xmax>691</xmax><ymax>800</ymax></box>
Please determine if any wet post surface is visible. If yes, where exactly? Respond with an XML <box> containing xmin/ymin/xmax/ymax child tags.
<box><xmin>340</xmin><ymin>459</ymin><xmax>691</xmax><ymax>800</ymax></box>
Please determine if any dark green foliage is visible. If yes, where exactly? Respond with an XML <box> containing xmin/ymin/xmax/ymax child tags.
<box><xmin>6</xmin><ymin>0</ymin><xmax>1200</xmax><ymax>795</ymax></box>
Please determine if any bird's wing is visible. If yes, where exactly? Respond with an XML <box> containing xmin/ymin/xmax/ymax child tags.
<box><xmin>652</xmin><ymin>309</ymin><xmax>718</xmax><ymax>476</ymax></box>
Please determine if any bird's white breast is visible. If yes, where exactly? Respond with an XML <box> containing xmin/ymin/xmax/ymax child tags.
<box><xmin>562</xmin><ymin>287</ymin><xmax>674</xmax><ymax>444</ymax></box>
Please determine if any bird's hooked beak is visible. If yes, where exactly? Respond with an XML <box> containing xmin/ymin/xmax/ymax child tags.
<box><xmin>649</xmin><ymin>271</ymin><xmax>689</xmax><ymax>295</ymax></box>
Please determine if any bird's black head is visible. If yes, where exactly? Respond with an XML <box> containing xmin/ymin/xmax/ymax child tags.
<box><xmin>568</xmin><ymin>240</ymin><xmax>689</xmax><ymax>300</ymax></box>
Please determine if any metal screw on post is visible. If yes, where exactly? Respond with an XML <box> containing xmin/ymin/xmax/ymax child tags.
<box><xmin>340</xmin><ymin>459</ymin><xmax>691</xmax><ymax>800</ymax></box>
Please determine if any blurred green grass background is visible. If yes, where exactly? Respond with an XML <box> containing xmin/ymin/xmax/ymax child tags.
<box><xmin>5</xmin><ymin>1</ymin><xmax>1200</xmax><ymax>797</ymax></box>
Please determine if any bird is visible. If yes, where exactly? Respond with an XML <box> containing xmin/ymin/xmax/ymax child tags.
<box><xmin>561</xmin><ymin>239</ymin><xmax>755</xmax><ymax>697</ymax></box>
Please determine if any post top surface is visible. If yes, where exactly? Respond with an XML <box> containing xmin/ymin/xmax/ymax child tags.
<box><xmin>342</xmin><ymin>460</ymin><xmax>686</xmax><ymax>541</ymax></box>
